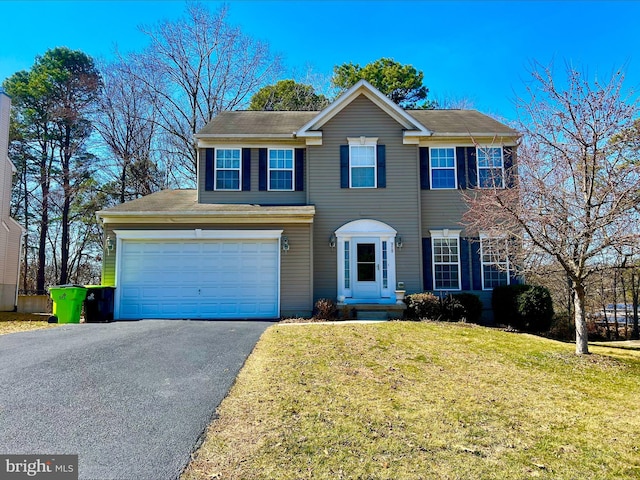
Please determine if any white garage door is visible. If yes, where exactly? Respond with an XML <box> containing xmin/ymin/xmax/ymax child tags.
<box><xmin>116</xmin><ymin>237</ymin><xmax>279</xmax><ymax>319</ymax></box>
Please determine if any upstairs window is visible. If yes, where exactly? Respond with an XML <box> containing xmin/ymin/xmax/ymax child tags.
<box><xmin>215</xmin><ymin>148</ymin><xmax>241</xmax><ymax>190</ymax></box>
<box><xmin>268</xmin><ymin>149</ymin><xmax>294</xmax><ymax>191</ymax></box>
<box><xmin>348</xmin><ymin>137</ymin><xmax>378</xmax><ymax>188</ymax></box>
<box><xmin>477</xmin><ymin>146</ymin><xmax>504</xmax><ymax>188</ymax></box>
<box><xmin>430</xmin><ymin>147</ymin><xmax>456</xmax><ymax>189</ymax></box>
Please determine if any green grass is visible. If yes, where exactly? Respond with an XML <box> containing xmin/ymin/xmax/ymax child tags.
<box><xmin>183</xmin><ymin>322</ymin><xmax>640</xmax><ymax>480</ymax></box>
<box><xmin>0</xmin><ymin>312</ymin><xmax>57</xmax><ymax>335</ymax></box>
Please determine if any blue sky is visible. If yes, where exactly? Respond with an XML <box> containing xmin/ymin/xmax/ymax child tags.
<box><xmin>1</xmin><ymin>0</ymin><xmax>639</xmax><ymax>122</ymax></box>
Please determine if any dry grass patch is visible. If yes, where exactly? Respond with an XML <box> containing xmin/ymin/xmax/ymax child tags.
<box><xmin>183</xmin><ymin>322</ymin><xmax>640</xmax><ymax>480</ymax></box>
<box><xmin>0</xmin><ymin>312</ymin><xmax>57</xmax><ymax>335</ymax></box>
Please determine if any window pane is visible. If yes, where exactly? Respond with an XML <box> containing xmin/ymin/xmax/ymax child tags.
<box><xmin>351</xmin><ymin>167</ymin><xmax>375</xmax><ymax>188</ymax></box>
<box><xmin>344</xmin><ymin>241</ymin><xmax>350</xmax><ymax>289</ymax></box>
<box><xmin>479</xmin><ymin>168</ymin><xmax>503</xmax><ymax>188</ymax></box>
<box><xmin>269</xmin><ymin>149</ymin><xmax>293</xmax><ymax>169</ymax></box>
<box><xmin>478</xmin><ymin>147</ymin><xmax>502</xmax><ymax>167</ymax></box>
<box><xmin>357</xmin><ymin>243</ymin><xmax>376</xmax><ymax>282</ymax></box>
<box><xmin>358</xmin><ymin>264</ymin><xmax>376</xmax><ymax>282</ymax></box>
<box><xmin>432</xmin><ymin>169</ymin><xmax>455</xmax><ymax>189</ymax></box>
<box><xmin>351</xmin><ymin>146</ymin><xmax>375</xmax><ymax>166</ymax></box>
<box><xmin>435</xmin><ymin>265</ymin><xmax>459</xmax><ymax>290</ymax></box>
<box><xmin>431</xmin><ymin>148</ymin><xmax>455</xmax><ymax>168</ymax></box>
<box><xmin>269</xmin><ymin>170</ymin><xmax>293</xmax><ymax>190</ymax></box>
<box><xmin>483</xmin><ymin>265</ymin><xmax>508</xmax><ymax>289</ymax></box>
<box><xmin>382</xmin><ymin>241</ymin><xmax>388</xmax><ymax>289</ymax></box>
<box><xmin>216</xmin><ymin>149</ymin><xmax>240</xmax><ymax>169</ymax></box>
<box><xmin>216</xmin><ymin>170</ymin><xmax>239</xmax><ymax>190</ymax></box>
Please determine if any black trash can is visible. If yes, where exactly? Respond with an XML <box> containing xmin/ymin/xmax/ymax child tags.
<box><xmin>83</xmin><ymin>286</ymin><xmax>115</xmax><ymax>323</ymax></box>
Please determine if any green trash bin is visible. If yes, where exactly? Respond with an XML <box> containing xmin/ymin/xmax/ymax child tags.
<box><xmin>49</xmin><ymin>285</ymin><xmax>88</xmax><ymax>324</ymax></box>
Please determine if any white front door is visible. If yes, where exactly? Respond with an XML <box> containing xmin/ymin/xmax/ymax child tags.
<box><xmin>353</xmin><ymin>238</ymin><xmax>380</xmax><ymax>299</ymax></box>
<box><xmin>335</xmin><ymin>219</ymin><xmax>397</xmax><ymax>304</ymax></box>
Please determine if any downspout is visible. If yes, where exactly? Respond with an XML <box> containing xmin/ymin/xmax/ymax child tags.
<box><xmin>14</xmin><ymin>231</ymin><xmax>25</xmax><ymax>312</ymax></box>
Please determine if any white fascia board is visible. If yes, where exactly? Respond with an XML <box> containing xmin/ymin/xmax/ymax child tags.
<box><xmin>430</xmin><ymin>132</ymin><xmax>519</xmax><ymax>139</ymax></box>
<box><xmin>296</xmin><ymin>79</ymin><xmax>432</xmax><ymax>136</ymax></box>
<box><xmin>97</xmin><ymin>209</ymin><xmax>315</xmax><ymax>225</ymax></box>
<box><xmin>196</xmin><ymin>133</ymin><xmax>295</xmax><ymax>147</ymax></box>
<box><xmin>113</xmin><ymin>229</ymin><xmax>284</xmax><ymax>240</ymax></box>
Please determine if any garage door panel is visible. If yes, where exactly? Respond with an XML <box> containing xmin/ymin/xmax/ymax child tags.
<box><xmin>117</xmin><ymin>238</ymin><xmax>279</xmax><ymax>319</ymax></box>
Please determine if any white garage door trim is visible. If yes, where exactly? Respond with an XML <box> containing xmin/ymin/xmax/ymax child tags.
<box><xmin>113</xmin><ymin>229</ymin><xmax>283</xmax><ymax>320</ymax></box>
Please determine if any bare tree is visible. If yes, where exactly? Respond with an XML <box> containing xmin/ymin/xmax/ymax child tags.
<box><xmin>463</xmin><ymin>63</ymin><xmax>640</xmax><ymax>354</ymax></box>
<box><xmin>125</xmin><ymin>2</ymin><xmax>281</xmax><ymax>183</ymax></box>
<box><xmin>95</xmin><ymin>61</ymin><xmax>163</xmax><ymax>203</ymax></box>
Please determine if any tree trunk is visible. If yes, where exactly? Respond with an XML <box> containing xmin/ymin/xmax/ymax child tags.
<box><xmin>59</xmin><ymin>125</ymin><xmax>72</xmax><ymax>285</ymax></box>
<box><xmin>573</xmin><ymin>282</ymin><xmax>590</xmax><ymax>354</ymax></box>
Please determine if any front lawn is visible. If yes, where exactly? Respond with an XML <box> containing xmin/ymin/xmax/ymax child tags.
<box><xmin>0</xmin><ymin>312</ymin><xmax>57</xmax><ymax>335</ymax></box>
<box><xmin>183</xmin><ymin>322</ymin><xmax>640</xmax><ymax>480</ymax></box>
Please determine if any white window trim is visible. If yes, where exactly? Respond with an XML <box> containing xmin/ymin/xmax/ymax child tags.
<box><xmin>476</xmin><ymin>146</ymin><xmax>505</xmax><ymax>189</ymax></box>
<box><xmin>267</xmin><ymin>148</ymin><xmax>295</xmax><ymax>192</ymax></box>
<box><xmin>479</xmin><ymin>233</ymin><xmax>510</xmax><ymax>291</ymax></box>
<box><xmin>429</xmin><ymin>146</ymin><xmax>458</xmax><ymax>190</ymax></box>
<box><xmin>214</xmin><ymin>147</ymin><xmax>242</xmax><ymax>191</ymax></box>
<box><xmin>347</xmin><ymin>137</ymin><xmax>378</xmax><ymax>189</ymax></box>
<box><xmin>430</xmin><ymin>229</ymin><xmax>462</xmax><ymax>291</ymax></box>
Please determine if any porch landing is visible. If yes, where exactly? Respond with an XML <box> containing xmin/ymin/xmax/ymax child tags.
<box><xmin>338</xmin><ymin>302</ymin><xmax>407</xmax><ymax>321</ymax></box>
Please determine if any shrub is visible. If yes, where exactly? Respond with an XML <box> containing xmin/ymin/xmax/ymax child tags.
<box><xmin>492</xmin><ymin>284</ymin><xmax>530</xmax><ymax>328</ymax></box>
<box><xmin>517</xmin><ymin>286</ymin><xmax>554</xmax><ymax>332</ymax></box>
<box><xmin>440</xmin><ymin>295</ymin><xmax>466</xmax><ymax>322</ymax></box>
<box><xmin>492</xmin><ymin>284</ymin><xmax>555</xmax><ymax>332</ymax></box>
<box><xmin>452</xmin><ymin>293</ymin><xmax>483</xmax><ymax>324</ymax></box>
<box><xmin>404</xmin><ymin>293</ymin><xmax>441</xmax><ymax>320</ymax></box>
<box><xmin>313</xmin><ymin>298</ymin><xmax>338</xmax><ymax>320</ymax></box>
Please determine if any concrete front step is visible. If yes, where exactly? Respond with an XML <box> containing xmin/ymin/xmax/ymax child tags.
<box><xmin>338</xmin><ymin>302</ymin><xmax>407</xmax><ymax>320</ymax></box>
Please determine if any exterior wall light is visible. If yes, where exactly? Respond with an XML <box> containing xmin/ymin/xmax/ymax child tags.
<box><xmin>282</xmin><ymin>236</ymin><xmax>290</xmax><ymax>252</ymax></box>
<box><xmin>329</xmin><ymin>233</ymin><xmax>337</xmax><ymax>248</ymax></box>
<box><xmin>106</xmin><ymin>235</ymin><xmax>114</xmax><ymax>254</ymax></box>
<box><xmin>395</xmin><ymin>236</ymin><xmax>403</xmax><ymax>249</ymax></box>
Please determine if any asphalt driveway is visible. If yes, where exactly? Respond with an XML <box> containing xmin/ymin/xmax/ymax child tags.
<box><xmin>0</xmin><ymin>320</ymin><xmax>272</xmax><ymax>480</ymax></box>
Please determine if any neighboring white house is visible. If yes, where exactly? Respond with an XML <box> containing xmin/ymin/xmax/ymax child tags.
<box><xmin>0</xmin><ymin>91</ymin><xmax>24</xmax><ymax>310</ymax></box>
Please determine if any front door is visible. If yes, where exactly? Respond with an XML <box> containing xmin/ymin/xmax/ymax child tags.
<box><xmin>353</xmin><ymin>238</ymin><xmax>380</xmax><ymax>299</ymax></box>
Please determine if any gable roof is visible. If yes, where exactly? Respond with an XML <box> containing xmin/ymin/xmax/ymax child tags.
<box><xmin>196</xmin><ymin>111</ymin><xmax>317</xmax><ymax>138</ymax></box>
<box><xmin>296</xmin><ymin>79</ymin><xmax>432</xmax><ymax>139</ymax></box>
<box><xmin>194</xmin><ymin>80</ymin><xmax>519</xmax><ymax>143</ymax></box>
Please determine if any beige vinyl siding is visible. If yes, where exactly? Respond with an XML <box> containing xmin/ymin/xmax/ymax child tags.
<box><xmin>308</xmin><ymin>95</ymin><xmax>423</xmax><ymax>298</ymax></box>
<box><xmin>101</xmin><ymin>222</ymin><xmax>312</xmax><ymax>316</ymax></box>
<box><xmin>0</xmin><ymin>94</ymin><xmax>22</xmax><ymax>309</ymax></box>
<box><xmin>198</xmin><ymin>147</ymin><xmax>307</xmax><ymax>205</ymax></box>
<box><xmin>420</xmin><ymin>190</ymin><xmax>470</xmax><ymax>236</ymax></box>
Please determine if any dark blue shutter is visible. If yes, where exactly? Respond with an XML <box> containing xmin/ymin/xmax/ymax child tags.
<box><xmin>420</xmin><ymin>147</ymin><xmax>430</xmax><ymax>190</ymax></box>
<box><xmin>377</xmin><ymin>144</ymin><xmax>386</xmax><ymax>188</ymax></box>
<box><xmin>471</xmin><ymin>238</ymin><xmax>482</xmax><ymax>290</ymax></box>
<box><xmin>205</xmin><ymin>148</ymin><xmax>214</xmax><ymax>191</ymax></box>
<box><xmin>456</xmin><ymin>147</ymin><xmax>467</xmax><ymax>189</ymax></box>
<box><xmin>295</xmin><ymin>148</ymin><xmax>304</xmax><ymax>191</ymax></box>
<box><xmin>466</xmin><ymin>147</ymin><xmax>477</xmax><ymax>189</ymax></box>
<box><xmin>503</xmin><ymin>146</ymin><xmax>515</xmax><ymax>188</ymax></box>
<box><xmin>423</xmin><ymin>238</ymin><xmax>433</xmax><ymax>291</ymax></box>
<box><xmin>242</xmin><ymin>148</ymin><xmax>251</xmax><ymax>191</ymax></box>
<box><xmin>460</xmin><ymin>238</ymin><xmax>471</xmax><ymax>290</ymax></box>
<box><xmin>340</xmin><ymin>145</ymin><xmax>349</xmax><ymax>188</ymax></box>
<box><xmin>258</xmin><ymin>148</ymin><xmax>267</xmax><ymax>191</ymax></box>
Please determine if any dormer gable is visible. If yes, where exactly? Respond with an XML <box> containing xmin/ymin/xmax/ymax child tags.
<box><xmin>295</xmin><ymin>80</ymin><xmax>432</xmax><ymax>145</ymax></box>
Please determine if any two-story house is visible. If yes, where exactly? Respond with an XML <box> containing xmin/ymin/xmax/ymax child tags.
<box><xmin>97</xmin><ymin>80</ymin><xmax>519</xmax><ymax>320</ymax></box>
